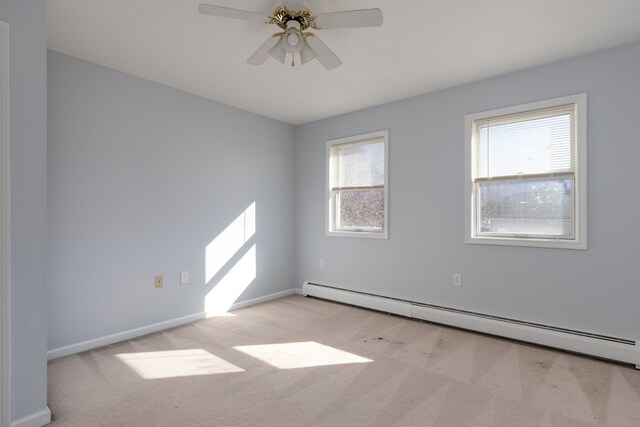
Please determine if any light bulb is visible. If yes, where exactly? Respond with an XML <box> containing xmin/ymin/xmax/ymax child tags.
<box><xmin>282</xmin><ymin>28</ymin><xmax>304</xmax><ymax>54</ymax></box>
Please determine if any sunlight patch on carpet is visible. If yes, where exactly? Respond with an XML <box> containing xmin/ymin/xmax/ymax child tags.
<box><xmin>233</xmin><ymin>341</ymin><xmax>372</xmax><ymax>369</ymax></box>
<box><xmin>116</xmin><ymin>349</ymin><xmax>244</xmax><ymax>379</ymax></box>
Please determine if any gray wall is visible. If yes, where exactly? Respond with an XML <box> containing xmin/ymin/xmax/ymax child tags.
<box><xmin>47</xmin><ymin>52</ymin><xmax>295</xmax><ymax>350</ymax></box>
<box><xmin>295</xmin><ymin>41</ymin><xmax>640</xmax><ymax>340</ymax></box>
<box><xmin>0</xmin><ymin>0</ymin><xmax>48</xmax><ymax>423</ymax></box>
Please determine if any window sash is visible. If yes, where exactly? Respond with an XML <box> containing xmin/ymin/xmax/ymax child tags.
<box><xmin>475</xmin><ymin>175</ymin><xmax>575</xmax><ymax>240</ymax></box>
<box><xmin>330</xmin><ymin>184</ymin><xmax>384</xmax><ymax>192</ymax></box>
<box><xmin>473</xmin><ymin>104</ymin><xmax>576</xmax><ymax>181</ymax></box>
<box><xmin>330</xmin><ymin>138</ymin><xmax>385</xmax><ymax>189</ymax></box>
<box><xmin>332</xmin><ymin>188</ymin><xmax>385</xmax><ymax>233</ymax></box>
<box><xmin>473</xmin><ymin>171</ymin><xmax>574</xmax><ymax>184</ymax></box>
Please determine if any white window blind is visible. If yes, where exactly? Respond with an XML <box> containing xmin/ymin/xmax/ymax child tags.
<box><xmin>331</xmin><ymin>138</ymin><xmax>385</xmax><ymax>190</ymax></box>
<box><xmin>473</xmin><ymin>104</ymin><xmax>575</xmax><ymax>181</ymax></box>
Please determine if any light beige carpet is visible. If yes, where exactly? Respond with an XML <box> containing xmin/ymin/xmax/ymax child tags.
<box><xmin>48</xmin><ymin>295</ymin><xmax>640</xmax><ymax>426</ymax></box>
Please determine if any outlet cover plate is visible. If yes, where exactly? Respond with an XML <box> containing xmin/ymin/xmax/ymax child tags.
<box><xmin>453</xmin><ymin>274</ymin><xmax>462</xmax><ymax>287</ymax></box>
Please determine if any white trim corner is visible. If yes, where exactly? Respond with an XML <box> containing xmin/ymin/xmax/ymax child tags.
<box><xmin>9</xmin><ymin>407</ymin><xmax>50</xmax><ymax>427</ymax></box>
<box><xmin>228</xmin><ymin>288</ymin><xmax>298</xmax><ymax>311</ymax></box>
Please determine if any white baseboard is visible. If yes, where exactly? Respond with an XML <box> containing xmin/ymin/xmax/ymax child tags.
<box><xmin>10</xmin><ymin>407</ymin><xmax>51</xmax><ymax>427</ymax></box>
<box><xmin>47</xmin><ymin>288</ymin><xmax>300</xmax><ymax>360</ymax></box>
<box><xmin>47</xmin><ymin>312</ymin><xmax>206</xmax><ymax>360</ymax></box>
<box><xmin>228</xmin><ymin>288</ymin><xmax>299</xmax><ymax>311</ymax></box>
<box><xmin>301</xmin><ymin>282</ymin><xmax>411</xmax><ymax>317</ymax></box>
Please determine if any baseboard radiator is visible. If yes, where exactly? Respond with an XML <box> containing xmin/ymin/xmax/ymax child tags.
<box><xmin>302</xmin><ymin>282</ymin><xmax>639</xmax><ymax>368</ymax></box>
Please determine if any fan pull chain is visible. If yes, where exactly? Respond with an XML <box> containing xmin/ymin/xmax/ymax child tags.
<box><xmin>292</xmin><ymin>56</ymin><xmax>295</xmax><ymax>67</ymax></box>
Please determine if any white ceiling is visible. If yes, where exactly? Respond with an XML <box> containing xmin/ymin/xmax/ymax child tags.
<box><xmin>47</xmin><ymin>0</ymin><xmax>640</xmax><ymax>125</ymax></box>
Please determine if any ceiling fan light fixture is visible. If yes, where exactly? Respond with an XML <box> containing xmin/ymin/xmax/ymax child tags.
<box><xmin>268</xmin><ymin>37</ymin><xmax>287</xmax><ymax>63</ymax></box>
<box><xmin>199</xmin><ymin>2</ymin><xmax>384</xmax><ymax>71</ymax></box>
<box><xmin>287</xmin><ymin>32</ymin><xmax>299</xmax><ymax>46</ymax></box>
<box><xmin>286</xmin><ymin>20</ymin><xmax>301</xmax><ymax>30</ymax></box>
<box><xmin>282</xmin><ymin>28</ymin><xmax>304</xmax><ymax>54</ymax></box>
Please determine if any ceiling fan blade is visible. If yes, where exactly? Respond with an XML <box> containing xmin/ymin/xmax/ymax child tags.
<box><xmin>315</xmin><ymin>9</ymin><xmax>383</xmax><ymax>29</ymax></box>
<box><xmin>300</xmin><ymin>40</ymin><xmax>317</xmax><ymax>64</ymax></box>
<box><xmin>198</xmin><ymin>4</ymin><xmax>268</xmax><ymax>23</ymax></box>
<box><xmin>268</xmin><ymin>36</ymin><xmax>287</xmax><ymax>64</ymax></box>
<box><xmin>247</xmin><ymin>36</ymin><xmax>280</xmax><ymax>65</ymax></box>
<box><xmin>305</xmin><ymin>34</ymin><xmax>341</xmax><ymax>70</ymax></box>
<box><xmin>282</xmin><ymin>0</ymin><xmax>304</xmax><ymax>11</ymax></box>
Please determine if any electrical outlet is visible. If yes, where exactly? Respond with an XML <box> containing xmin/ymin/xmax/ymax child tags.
<box><xmin>180</xmin><ymin>271</ymin><xmax>189</xmax><ymax>284</ymax></box>
<box><xmin>155</xmin><ymin>275</ymin><xmax>164</xmax><ymax>288</ymax></box>
<box><xmin>453</xmin><ymin>273</ymin><xmax>462</xmax><ymax>287</ymax></box>
<box><xmin>319</xmin><ymin>258</ymin><xmax>325</xmax><ymax>268</ymax></box>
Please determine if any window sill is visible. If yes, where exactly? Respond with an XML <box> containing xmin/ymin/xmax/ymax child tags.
<box><xmin>466</xmin><ymin>235</ymin><xmax>586</xmax><ymax>250</ymax></box>
<box><xmin>327</xmin><ymin>230</ymin><xmax>388</xmax><ymax>239</ymax></box>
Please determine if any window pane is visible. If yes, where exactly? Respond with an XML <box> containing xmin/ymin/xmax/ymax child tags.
<box><xmin>336</xmin><ymin>188</ymin><xmax>384</xmax><ymax>231</ymax></box>
<box><xmin>479</xmin><ymin>178</ymin><xmax>572</xmax><ymax>237</ymax></box>
<box><xmin>335</xmin><ymin>141</ymin><xmax>385</xmax><ymax>188</ymax></box>
<box><xmin>475</xmin><ymin>110</ymin><xmax>574</xmax><ymax>179</ymax></box>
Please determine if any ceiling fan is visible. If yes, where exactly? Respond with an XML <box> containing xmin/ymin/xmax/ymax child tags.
<box><xmin>198</xmin><ymin>1</ymin><xmax>383</xmax><ymax>70</ymax></box>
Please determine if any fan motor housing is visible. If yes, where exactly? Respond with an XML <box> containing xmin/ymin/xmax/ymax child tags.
<box><xmin>270</xmin><ymin>6</ymin><xmax>317</xmax><ymax>31</ymax></box>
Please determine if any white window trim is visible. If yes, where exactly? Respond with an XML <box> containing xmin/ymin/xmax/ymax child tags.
<box><xmin>326</xmin><ymin>130</ymin><xmax>389</xmax><ymax>239</ymax></box>
<box><xmin>465</xmin><ymin>94</ymin><xmax>587</xmax><ymax>250</ymax></box>
<box><xmin>0</xmin><ymin>20</ymin><xmax>10</xmax><ymax>427</ymax></box>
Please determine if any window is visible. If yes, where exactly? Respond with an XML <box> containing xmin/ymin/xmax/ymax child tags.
<box><xmin>327</xmin><ymin>130</ymin><xmax>389</xmax><ymax>239</ymax></box>
<box><xmin>465</xmin><ymin>94</ymin><xmax>586</xmax><ymax>249</ymax></box>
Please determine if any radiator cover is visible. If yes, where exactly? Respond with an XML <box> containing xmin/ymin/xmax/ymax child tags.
<box><xmin>302</xmin><ymin>282</ymin><xmax>639</xmax><ymax>368</ymax></box>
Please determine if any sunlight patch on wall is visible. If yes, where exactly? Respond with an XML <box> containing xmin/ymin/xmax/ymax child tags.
<box><xmin>233</xmin><ymin>341</ymin><xmax>372</xmax><ymax>370</ymax></box>
<box><xmin>116</xmin><ymin>349</ymin><xmax>244</xmax><ymax>379</ymax></box>
<box><xmin>205</xmin><ymin>244</ymin><xmax>256</xmax><ymax>317</ymax></box>
<box><xmin>205</xmin><ymin>202</ymin><xmax>255</xmax><ymax>283</ymax></box>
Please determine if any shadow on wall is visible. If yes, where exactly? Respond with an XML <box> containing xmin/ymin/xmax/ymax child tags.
<box><xmin>204</xmin><ymin>202</ymin><xmax>257</xmax><ymax>316</ymax></box>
